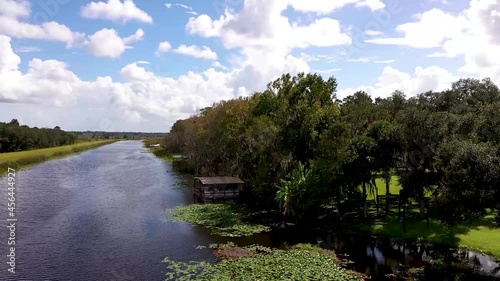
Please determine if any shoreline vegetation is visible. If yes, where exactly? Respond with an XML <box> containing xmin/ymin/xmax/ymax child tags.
<box><xmin>167</xmin><ymin>203</ymin><xmax>271</xmax><ymax>237</ymax></box>
<box><xmin>153</xmin><ymin>143</ymin><xmax>500</xmax><ymax>259</ymax></box>
<box><xmin>163</xmin><ymin>243</ymin><xmax>364</xmax><ymax>281</ymax></box>
<box><xmin>0</xmin><ymin>139</ymin><xmax>119</xmax><ymax>175</ymax></box>
<box><xmin>149</xmin><ymin>73</ymin><xmax>500</xmax><ymax>279</ymax></box>
<box><xmin>143</xmin><ymin>138</ymin><xmax>172</xmax><ymax>162</ymax></box>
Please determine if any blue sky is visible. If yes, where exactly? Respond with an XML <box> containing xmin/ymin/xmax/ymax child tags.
<box><xmin>0</xmin><ymin>0</ymin><xmax>498</xmax><ymax>132</ymax></box>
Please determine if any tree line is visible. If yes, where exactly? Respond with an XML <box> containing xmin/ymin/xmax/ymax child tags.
<box><xmin>0</xmin><ymin>119</ymin><xmax>77</xmax><ymax>153</ymax></box>
<box><xmin>162</xmin><ymin>73</ymin><xmax>500</xmax><ymax>226</ymax></box>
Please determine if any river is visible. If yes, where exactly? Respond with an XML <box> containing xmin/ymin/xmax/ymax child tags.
<box><xmin>0</xmin><ymin>141</ymin><xmax>216</xmax><ymax>281</ymax></box>
<box><xmin>0</xmin><ymin>140</ymin><xmax>498</xmax><ymax>281</ymax></box>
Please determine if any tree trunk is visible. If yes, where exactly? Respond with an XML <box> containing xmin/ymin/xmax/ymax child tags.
<box><xmin>362</xmin><ymin>182</ymin><xmax>368</xmax><ymax>218</ymax></box>
<box><xmin>384</xmin><ymin>169</ymin><xmax>391</xmax><ymax>215</ymax></box>
<box><xmin>417</xmin><ymin>188</ymin><xmax>426</xmax><ymax>218</ymax></box>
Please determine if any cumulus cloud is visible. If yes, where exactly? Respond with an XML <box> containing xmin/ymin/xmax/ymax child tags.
<box><xmin>173</xmin><ymin>45</ymin><xmax>218</xmax><ymax>60</ymax></box>
<box><xmin>85</xmin><ymin>28</ymin><xmax>143</xmax><ymax>58</ymax></box>
<box><xmin>157</xmin><ymin>41</ymin><xmax>172</xmax><ymax>53</ymax></box>
<box><xmin>0</xmin><ymin>0</ymin><xmax>84</xmax><ymax>47</ymax></box>
<box><xmin>81</xmin><ymin>0</ymin><xmax>153</xmax><ymax>24</ymax></box>
<box><xmin>365</xmin><ymin>8</ymin><xmax>466</xmax><ymax>48</ymax></box>
<box><xmin>0</xmin><ymin>35</ymin><xmax>234</xmax><ymax>126</ymax></box>
<box><xmin>337</xmin><ymin>65</ymin><xmax>457</xmax><ymax>99</ymax></box>
<box><xmin>185</xmin><ymin>0</ymin><xmax>351</xmax><ymax>88</ymax></box>
<box><xmin>288</xmin><ymin>0</ymin><xmax>385</xmax><ymax>14</ymax></box>
<box><xmin>365</xmin><ymin>0</ymin><xmax>500</xmax><ymax>83</ymax></box>
<box><xmin>0</xmin><ymin>0</ymin><xmax>31</xmax><ymax>18</ymax></box>
<box><xmin>186</xmin><ymin>2</ymin><xmax>352</xmax><ymax>51</ymax></box>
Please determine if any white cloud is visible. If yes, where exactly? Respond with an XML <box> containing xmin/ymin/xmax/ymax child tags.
<box><xmin>374</xmin><ymin>59</ymin><xmax>395</xmax><ymax>64</ymax></box>
<box><xmin>173</xmin><ymin>45</ymin><xmax>218</xmax><ymax>60</ymax></box>
<box><xmin>165</xmin><ymin>3</ymin><xmax>193</xmax><ymax>10</ymax></box>
<box><xmin>81</xmin><ymin>0</ymin><xmax>153</xmax><ymax>24</ymax></box>
<box><xmin>0</xmin><ymin>0</ymin><xmax>30</xmax><ymax>19</ymax></box>
<box><xmin>123</xmin><ymin>28</ymin><xmax>144</xmax><ymax>45</ymax></box>
<box><xmin>338</xmin><ymin>65</ymin><xmax>457</xmax><ymax>99</ymax></box>
<box><xmin>315</xmin><ymin>68</ymin><xmax>342</xmax><ymax>74</ymax></box>
<box><xmin>365</xmin><ymin>0</ymin><xmax>500</xmax><ymax>84</ymax></box>
<box><xmin>186</xmin><ymin>4</ymin><xmax>352</xmax><ymax>51</ymax></box>
<box><xmin>365</xmin><ymin>29</ymin><xmax>383</xmax><ymax>36</ymax></box>
<box><xmin>0</xmin><ymin>36</ymin><xmax>21</xmax><ymax>73</ymax></box>
<box><xmin>212</xmin><ymin>61</ymin><xmax>228</xmax><ymax>69</ymax></box>
<box><xmin>85</xmin><ymin>28</ymin><xmax>143</xmax><ymax>58</ymax></box>
<box><xmin>365</xmin><ymin>8</ymin><xmax>466</xmax><ymax>48</ymax></box>
<box><xmin>157</xmin><ymin>41</ymin><xmax>172</xmax><ymax>53</ymax></box>
<box><xmin>16</xmin><ymin>46</ymin><xmax>42</xmax><ymax>53</ymax></box>
<box><xmin>185</xmin><ymin>0</ymin><xmax>351</xmax><ymax>88</ymax></box>
<box><xmin>288</xmin><ymin>0</ymin><xmax>385</xmax><ymax>14</ymax></box>
<box><xmin>0</xmin><ymin>35</ymin><xmax>234</xmax><ymax>125</ymax></box>
<box><xmin>184</xmin><ymin>0</ymin><xmax>350</xmax><ymax>93</ymax></box>
<box><xmin>165</xmin><ymin>2</ymin><xmax>198</xmax><ymax>15</ymax></box>
<box><xmin>0</xmin><ymin>1</ymin><xmax>84</xmax><ymax>48</ymax></box>
<box><xmin>348</xmin><ymin>57</ymin><xmax>370</xmax><ymax>62</ymax></box>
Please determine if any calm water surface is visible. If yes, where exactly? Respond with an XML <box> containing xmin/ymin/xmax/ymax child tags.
<box><xmin>0</xmin><ymin>141</ymin><xmax>215</xmax><ymax>281</ymax></box>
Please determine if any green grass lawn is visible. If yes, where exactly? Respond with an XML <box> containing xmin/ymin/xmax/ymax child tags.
<box><xmin>0</xmin><ymin>140</ymin><xmax>118</xmax><ymax>175</ymax></box>
<box><xmin>357</xmin><ymin>211</ymin><xmax>500</xmax><ymax>258</ymax></box>
<box><xmin>355</xmin><ymin>175</ymin><xmax>500</xmax><ymax>257</ymax></box>
<box><xmin>360</xmin><ymin>175</ymin><xmax>402</xmax><ymax>200</ymax></box>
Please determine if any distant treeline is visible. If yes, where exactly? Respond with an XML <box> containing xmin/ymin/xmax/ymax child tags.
<box><xmin>0</xmin><ymin>119</ymin><xmax>77</xmax><ymax>153</ymax></box>
<box><xmin>71</xmin><ymin>131</ymin><xmax>167</xmax><ymax>140</ymax></box>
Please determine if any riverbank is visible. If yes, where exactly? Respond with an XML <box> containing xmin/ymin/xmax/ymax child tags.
<box><xmin>0</xmin><ymin>139</ymin><xmax>119</xmax><ymax>175</ymax></box>
<box><xmin>358</xmin><ymin>177</ymin><xmax>500</xmax><ymax>258</ymax></box>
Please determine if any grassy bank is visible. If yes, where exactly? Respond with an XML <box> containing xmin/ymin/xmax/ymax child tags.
<box><xmin>355</xmin><ymin>211</ymin><xmax>500</xmax><ymax>258</ymax></box>
<box><xmin>142</xmin><ymin>139</ymin><xmax>173</xmax><ymax>162</ymax></box>
<box><xmin>149</xmin><ymin>147</ymin><xmax>172</xmax><ymax>162</ymax></box>
<box><xmin>0</xmin><ymin>140</ymin><xmax>118</xmax><ymax>175</ymax></box>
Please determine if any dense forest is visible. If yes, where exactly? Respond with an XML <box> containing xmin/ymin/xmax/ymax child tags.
<box><xmin>0</xmin><ymin>119</ymin><xmax>77</xmax><ymax>153</ymax></box>
<box><xmin>162</xmin><ymin>73</ymin><xmax>500</xmax><ymax>226</ymax></box>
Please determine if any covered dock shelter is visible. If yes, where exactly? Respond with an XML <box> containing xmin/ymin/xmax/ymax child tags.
<box><xmin>193</xmin><ymin>177</ymin><xmax>244</xmax><ymax>203</ymax></box>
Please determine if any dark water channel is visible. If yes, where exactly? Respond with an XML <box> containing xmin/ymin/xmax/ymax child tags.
<box><xmin>0</xmin><ymin>141</ymin><xmax>498</xmax><ymax>280</ymax></box>
<box><xmin>217</xmin><ymin>228</ymin><xmax>500</xmax><ymax>280</ymax></box>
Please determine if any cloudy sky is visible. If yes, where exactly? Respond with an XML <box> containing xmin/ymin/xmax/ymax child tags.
<box><xmin>0</xmin><ymin>0</ymin><xmax>498</xmax><ymax>132</ymax></box>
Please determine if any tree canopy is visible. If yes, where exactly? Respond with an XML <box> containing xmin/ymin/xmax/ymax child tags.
<box><xmin>0</xmin><ymin>120</ymin><xmax>77</xmax><ymax>153</ymax></box>
<box><xmin>162</xmin><ymin>74</ymin><xmax>500</xmax><ymax>225</ymax></box>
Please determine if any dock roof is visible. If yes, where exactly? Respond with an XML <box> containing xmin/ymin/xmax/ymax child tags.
<box><xmin>194</xmin><ymin>177</ymin><xmax>244</xmax><ymax>185</ymax></box>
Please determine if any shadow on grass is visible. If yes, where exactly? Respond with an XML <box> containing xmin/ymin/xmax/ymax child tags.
<box><xmin>468</xmin><ymin>215</ymin><xmax>498</xmax><ymax>230</ymax></box>
<box><xmin>354</xmin><ymin>208</ymin><xmax>472</xmax><ymax>248</ymax></box>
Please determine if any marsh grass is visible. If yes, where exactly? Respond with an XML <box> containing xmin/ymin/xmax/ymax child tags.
<box><xmin>0</xmin><ymin>140</ymin><xmax>118</xmax><ymax>175</ymax></box>
<box><xmin>167</xmin><ymin>203</ymin><xmax>271</xmax><ymax>237</ymax></box>
<box><xmin>149</xmin><ymin>148</ymin><xmax>173</xmax><ymax>162</ymax></box>
<box><xmin>163</xmin><ymin>243</ymin><xmax>363</xmax><ymax>281</ymax></box>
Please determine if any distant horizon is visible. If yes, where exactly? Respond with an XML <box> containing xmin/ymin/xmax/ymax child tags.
<box><xmin>0</xmin><ymin>119</ymin><xmax>169</xmax><ymax>134</ymax></box>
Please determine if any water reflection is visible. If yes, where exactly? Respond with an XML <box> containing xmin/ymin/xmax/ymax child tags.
<box><xmin>212</xmin><ymin>225</ymin><xmax>500</xmax><ymax>280</ymax></box>
<box><xmin>0</xmin><ymin>141</ymin><xmax>217</xmax><ymax>281</ymax></box>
